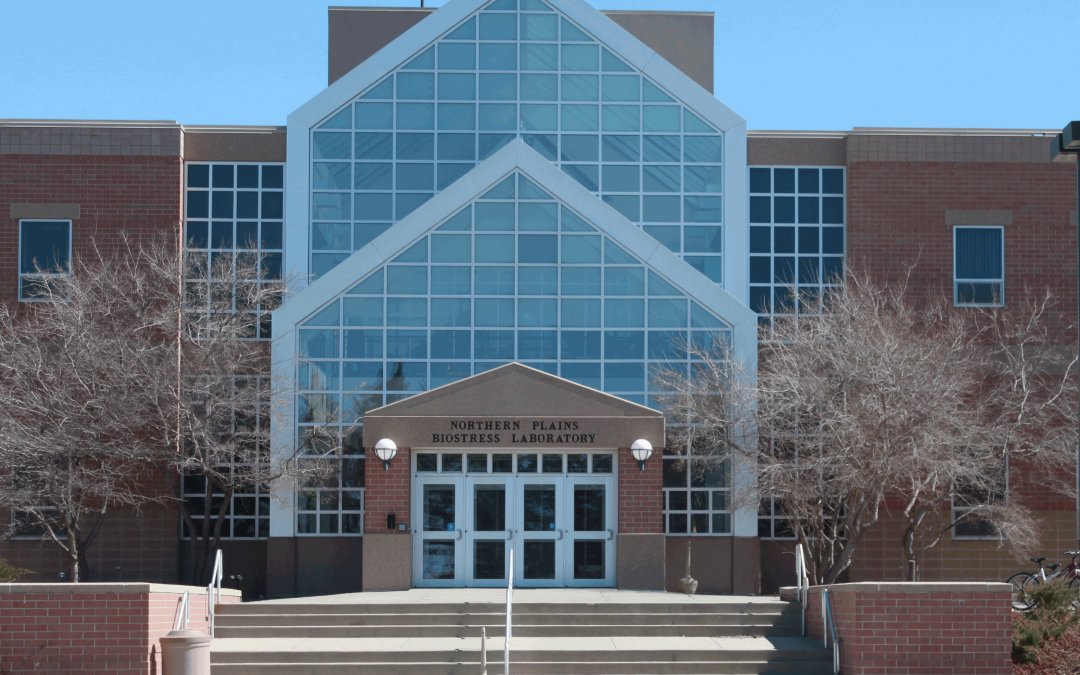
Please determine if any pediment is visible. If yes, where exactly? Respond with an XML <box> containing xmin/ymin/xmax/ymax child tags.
<box><xmin>366</xmin><ymin>362</ymin><xmax>661</xmax><ymax>419</ymax></box>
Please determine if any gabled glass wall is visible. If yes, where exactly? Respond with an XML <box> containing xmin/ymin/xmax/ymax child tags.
<box><xmin>309</xmin><ymin>0</ymin><xmax>723</xmax><ymax>283</ymax></box>
<box><xmin>295</xmin><ymin>172</ymin><xmax>731</xmax><ymax>523</ymax></box>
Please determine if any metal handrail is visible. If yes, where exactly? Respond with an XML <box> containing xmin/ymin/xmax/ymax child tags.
<box><xmin>208</xmin><ymin>549</ymin><xmax>223</xmax><ymax>638</ymax></box>
<box><xmin>822</xmin><ymin>588</ymin><xmax>841</xmax><ymax>675</ymax></box>
<box><xmin>505</xmin><ymin>546</ymin><xmax>514</xmax><ymax>675</ymax></box>
<box><xmin>173</xmin><ymin>590</ymin><xmax>190</xmax><ymax>631</ymax></box>
<box><xmin>795</xmin><ymin>544</ymin><xmax>809</xmax><ymax>637</ymax></box>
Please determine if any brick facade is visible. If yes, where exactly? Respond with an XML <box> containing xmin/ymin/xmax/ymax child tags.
<box><xmin>0</xmin><ymin>124</ymin><xmax>184</xmax><ymax>585</ymax></box>
<box><xmin>0</xmin><ymin>583</ymin><xmax>240</xmax><ymax>675</ymax></box>
<box><xmin>618</xmin><ymin>447</ymin><xmax>664</xmax><ymax>534</ymax></box>
<box><xmin>0</xmin><ymin>149</ymin><xmax>183</xmax><ymax>304</ymax></box>
<box><xmin>363</xmin><ymin>447</ymin><xmax>412</xmax><ymax>534</ymax></box>
<box><xmin>846</xmin><ymin>157</ymin><xmax>1078</xmax><ymax>341</ymax></box>
<box><xmin>805</xmin><ymin>582</ymin><xmax>1012</xmax><ymax>675</ymax></box>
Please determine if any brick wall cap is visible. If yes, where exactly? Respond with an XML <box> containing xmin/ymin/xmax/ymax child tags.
<box><xmin>781</xmin><ymin>582</ymin><xmax>1011</xmax><ymax>595</ymax></box>
<box><xmin>0</xmin><ymin>583</ymin><xmax>242</xmax><ymax>596</ymax></box>
<box><xmin>0</xmin><ymin>119</ymin><xmax>180</xmax><ymax>129</ymax></box>
<box><xmin>182</xmin><ymin>125</ymin><xmax>286</xmax><ymax>133</ymax></box>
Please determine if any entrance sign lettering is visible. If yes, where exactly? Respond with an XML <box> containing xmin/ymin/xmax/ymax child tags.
<box><xmin>431</xmin><ymin>420</ymin><xmax>597</xmax><ymax>446</ymax></box>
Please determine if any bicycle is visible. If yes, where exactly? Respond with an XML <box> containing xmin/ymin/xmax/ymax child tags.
<box><xmin>1007</xmin><ymin>551</ymin><xmax>1080</xmax><ymax>611</ymax></box>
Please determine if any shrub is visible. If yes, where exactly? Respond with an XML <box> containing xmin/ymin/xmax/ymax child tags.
<box><xmin>1012</xmin><ymin>579</ymin><xmax>1080</xmax><ymax>667</ymax></box>
<box><xmin>1013</xmin><ymin>624</ymin><xmax>1080</xmax><ymax>675</ymax></box>
<box><xmin>0</xmin><ymin>557</ymin><xmax>31</xmax><ymax>582</ymax></box>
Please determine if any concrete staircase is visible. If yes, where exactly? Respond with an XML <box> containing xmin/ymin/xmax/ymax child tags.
<box><xmin>210</xmin><ymin>595</ymin><xmax>831</xmax><ymax>674</ymax></box>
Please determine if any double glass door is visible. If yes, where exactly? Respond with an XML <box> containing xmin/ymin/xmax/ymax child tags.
<box><xmin>413</xmin><ymin>474</ymin><xmax>614</xmax><ymax>587</ymax></box>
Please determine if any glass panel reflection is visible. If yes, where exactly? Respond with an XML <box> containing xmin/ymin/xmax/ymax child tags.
<box><xmin>474</xmin><ymin>485</ymin><xmax>506</xmax><ymax>531</ymax></box>
<box><xmin>423</xmin><ymin>540</ymin><xmax>455</xmax><ymax>579</ymax></box>
<box><xmin>474</xmin><ymin>540</ymin><xmax>505</xmax><ymax>580</ymax></box>
<box><xmin>523</xmin><ymin>485</ymin><xmax>556</xmax><ymax>531</ymax></box>
<box><xmin>573</xmin><ymin>484</ymin><xmax>605</xmax><ymax>531</ymax></box>
<box><xmin>523</xmin><ymin>540</ymin><xmax>555</xmax><ymax>579</ymax></box>
<box><xmin>574</xmin><ymin>540</ymin><xmax>604</xmax><ymax>579</ymax></box>
<box><xmin>423</xmin><ymin>484</ymin><xmax>456</xmax><ymax>531</ymax></box>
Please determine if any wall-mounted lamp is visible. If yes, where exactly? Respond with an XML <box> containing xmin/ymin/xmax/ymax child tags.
<box><xmin>631</xmin><ymin>439</ymin><xmax>653</xmax><ymax>471</ymax></box>
<box><xmin>375</xmin><ymin>438</ymin><xmax>398</xmax><ymax>470</ymax></box>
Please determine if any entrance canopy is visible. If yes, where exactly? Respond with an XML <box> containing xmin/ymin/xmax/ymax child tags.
<box><xmin>363</xmin><ymin>361</ymin><xmax>664</xmax><ymax>449</ymax></box>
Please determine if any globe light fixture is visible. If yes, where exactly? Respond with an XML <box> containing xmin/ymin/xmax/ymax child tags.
<box><xmin>375</xmin><ymin>438</ymin><xmax>398</xmax><ymax>470</ymax></box>
<box><xmin>631</xmin><ymin>439</ymin><xmax>653</xmax><ymax>471</ymax></box>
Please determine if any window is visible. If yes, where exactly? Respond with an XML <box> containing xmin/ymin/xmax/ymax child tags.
<box><xmin>662</xmin><ymin>449</ymin><xmax>731</xmax><ymax>535</ymax></box>
<box><xmin>184</xmin><ymin>163</ymin><xmax>285</xmax><ymax>338</ymax></box>
<box><xmin>748</xmin><ymin>167</ymin><xmax>845</xmax><ymax>329</ymax></box>
<box><xmin>310</xmin><ymin>0</ymin><xmax>723</xmax><ymax>283</ymax></box>
<box><xmin>181</xmin><ymin>471</ymin><xmax>272</xmax><ymax>540</ymax></box>
<box><xmin>10</xmin><ymin>507</ymin><xmax>65</xmax><ymax>540</ymax></box>
<box><xmin>952</xmin><ymin>455</ymin><xmax>1007</xmax><ymax>539</ymax></box>
<box><xmin>953</xmin><ymin>226</ymin><xmax>1003</xmax><ymax>306</ymax></box>
<box><xmin>180</xmin><ymin>377</ymin><xmax>274</xmax><ymax>540</ymax></box>
<box><xmin>296</xmin><ymin>427</ymin><xmax>365</xmax><ymax>536</ymax></box>
<box><xmin>19</xmin><ymin>220</ymin><xmax>71</xmax><ymax>301</ymax></box>
<box><xmin>413</xmin><ymin>451</ymin><xmax>613</xmax><ymax>474</ymax></box>
<box><xmin>294</xmin><ymin>170</ymin><xmax>732</xmax><ymax>473</ymax></box>
<box><xmin>757</xmin><ymin>497</ymin><xmax>795</xmax><ymax>539</ymax></box>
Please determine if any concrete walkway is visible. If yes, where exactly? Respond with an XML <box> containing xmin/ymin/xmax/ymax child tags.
<box><xmin>252</xmin><ymin>588</ymin><xmax>777</xmax><ymax>605</ymax></box>
<box><xmin>210</xmin><ymin>635</ymin><xmax>823</xmax><ymax>655</ymax></box>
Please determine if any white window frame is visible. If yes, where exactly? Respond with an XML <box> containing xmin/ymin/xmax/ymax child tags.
<box><xmin>952</xmin><ymin>225</ymin><xmax>1004</xmax><ymax>308</ymax></box>
<box><xmin>183</xmin><ymin>162</ymin><xmax>286</xmax><ymax>340</ymax></box>
<box><xmin>746</xmin><ymin>166</ymin><xmax>846</xmax><ymax>330</ymax></box>
<box><xmin>951</xmin><ymin>453</ymin><xmax>1008</xmax><ymax>541</ymax></box>
<box><xmin>9</xmin><ymin>506</ymin><xmax>67</xmax><ymax>541</ymax></box>
<box><xmin>18</xmin><ymin>219</ymin><xmax>72</xmax><ymax>302</ymax></box>
<box><xmin>662</xmin><ymin>452</ymin><xmax>732</xmax><ymax>536</ymax></box>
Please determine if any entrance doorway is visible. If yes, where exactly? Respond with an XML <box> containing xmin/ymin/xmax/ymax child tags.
<box><xmin>411</xmin><ymin>452</ymin><xmax>616</xmax><ymax>588</ymax></box>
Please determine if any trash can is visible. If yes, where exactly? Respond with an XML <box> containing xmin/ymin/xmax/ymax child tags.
<box><xmin>160</xmin><ymin>629</ymin><xmax>211</xmax><ymax>675</ymax></box>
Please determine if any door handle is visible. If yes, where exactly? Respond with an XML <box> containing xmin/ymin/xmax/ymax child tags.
<box><xmin>505</xmin><ymin>529</ymin><xmax>513</xmax><ymax>541</ymax></box>
<box><xmin>454</xmin><ymin>529</ymin><xmax>463</xmax><ymax>540</ymax></box>
<box><xmin>556</xmin><ymin>529</ymin><xmax>563</xmax><ymax>541</ymax></box>
<box><xmin>606</xmin><ymin>529</ymin><xmax>614</xmax><ymax>541</ymax></box>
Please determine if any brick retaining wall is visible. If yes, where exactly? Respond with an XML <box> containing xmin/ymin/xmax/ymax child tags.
<box><xmin>795</xmin><ymin>582</ymin><xmax>1012</xmax><ymax>675</ymax></box>
<box><xmin>0</xmin><ymin>582</ymin><xmax>241</xmax><ymax>674</ymax></box>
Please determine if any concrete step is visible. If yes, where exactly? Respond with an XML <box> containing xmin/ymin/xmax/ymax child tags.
<box><xmin>214</xmin><ymin>624</ymin><xmax>802</xmax><ymax>639</ymax></box>
<box><xmin>215</xmin><ymin>612</ymin><xmax>799</xmax><ymax>627</ymax></box>
<box><xmin>214</xmin><ymin>602</ymin><xmax>797</xmax><ymax>616</ymax></box>
<box><xmin>211</xmin><ymin>646</ymin><xmax>830</xmax><ymax>664</ymax></box>
<box><xmin>211</xmin><ymin>661</ymin><xmax>832</xmax><ymax>675</ymax></box>
<box><xmin>209</xmin><ymin>595</ymin><xmax>828</xmax><ymax>675</ymax></box>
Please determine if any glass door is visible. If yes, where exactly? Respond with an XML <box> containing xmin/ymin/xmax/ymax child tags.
<box><xmin>412</xmin><ymin>475</ymin><xmax>464</xmax><ymax>587</ymax></box>
<box><xmin>464</xmin><ymin>477</ymin><xmax>514</xmax><ymax>587</ymax></box>
<box><xmin>565</xmin><ymin>476</ymin><xmax>615</xmax><ymax>587</ymax></box>
<box><xmin>514</xmin><ymin>476</ymin><xmax>563</xmax><ymax>587</ymax></box>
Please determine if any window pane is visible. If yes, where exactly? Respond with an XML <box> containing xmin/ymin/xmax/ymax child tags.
<box><xmin>20</xmin><ymin>222</ymin><xmax>70</xmax><ymax>274</ymax></box>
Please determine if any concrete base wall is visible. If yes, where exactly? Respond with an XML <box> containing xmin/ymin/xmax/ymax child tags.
<box><xmin>665</xmin><ymin>537</ymin><xmax>760</xmax><ymax>595</ymax></box>
<box><xmin>362</xmin><ymin>533</ymin><xmax>412</xmax><ymax>591</ymax></box>
<box><xmin>178</xmin><ymin>539</ymin><xmax>267</xmax><ymax>600</ymax></box>
<box><xmin>615</xmin><ymin>533</ymin><xmax>665</xmax><ymax>590</ymax></box>
<box><xmin>266</xmin><ymin>537</ymin><xmax>363</xmax><ymax>598</ymax></box>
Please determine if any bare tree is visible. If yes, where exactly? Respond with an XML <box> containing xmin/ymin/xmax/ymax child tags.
<box><xmin>656</xmin><ymin>270</ymin><xmax>1076</xmax><ymax>585</ymax></box>
<box><xmin>895</xmin><ymin>293</ymin><xmax>1076</xmax><ymax>578</ymax></box>
<box><xmin>0</xmin><ymin>243</ymin><xmax>170</xmax><ymax>581</ymax></box>
<box><xmin>0</xmin><ymin>236</ymin><xmax>332</xmax><ymax>583</ymax></box>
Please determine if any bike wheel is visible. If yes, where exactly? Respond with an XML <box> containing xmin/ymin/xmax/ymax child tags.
<box><xmin>1069</xmin><ymin>576</ymin><xmax>1080</xmax><ymax>611</ymax></box>
<box><xmin>1007</xmin><ymin>572</ymin><xmax>1039</xmax><ymax>611</ymax></box>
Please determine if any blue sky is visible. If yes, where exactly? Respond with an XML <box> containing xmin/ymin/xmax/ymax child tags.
<box><xmin>0</xmin><ymin>0</ymin><xmax>1075</xmax><ymax>130</ymax></box>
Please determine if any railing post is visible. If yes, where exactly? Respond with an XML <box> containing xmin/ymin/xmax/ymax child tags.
<box><xmin>505</xmin><ymin>546</ymin><xmax>513</xmax><ymax>675</ymax></box>
<box><xmin>207</xmin><ymin>549</ymin><xmax>223</xmax><ymax>639</ymax></box>
<box><xmin>480</xmin><ymin>626</ymin><xmax>488</xmax><ymax>675</ymax></box>
<box><xmin>821</xmin><ymin>590</ymin><xmax>828</xmax><ymax>648</ymax></box>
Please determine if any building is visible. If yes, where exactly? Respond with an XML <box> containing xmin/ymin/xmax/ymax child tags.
<box><xmin>1</xmin><ymin>0</ymin><xmax>1076</xmax><ymax>599</ymax></box>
